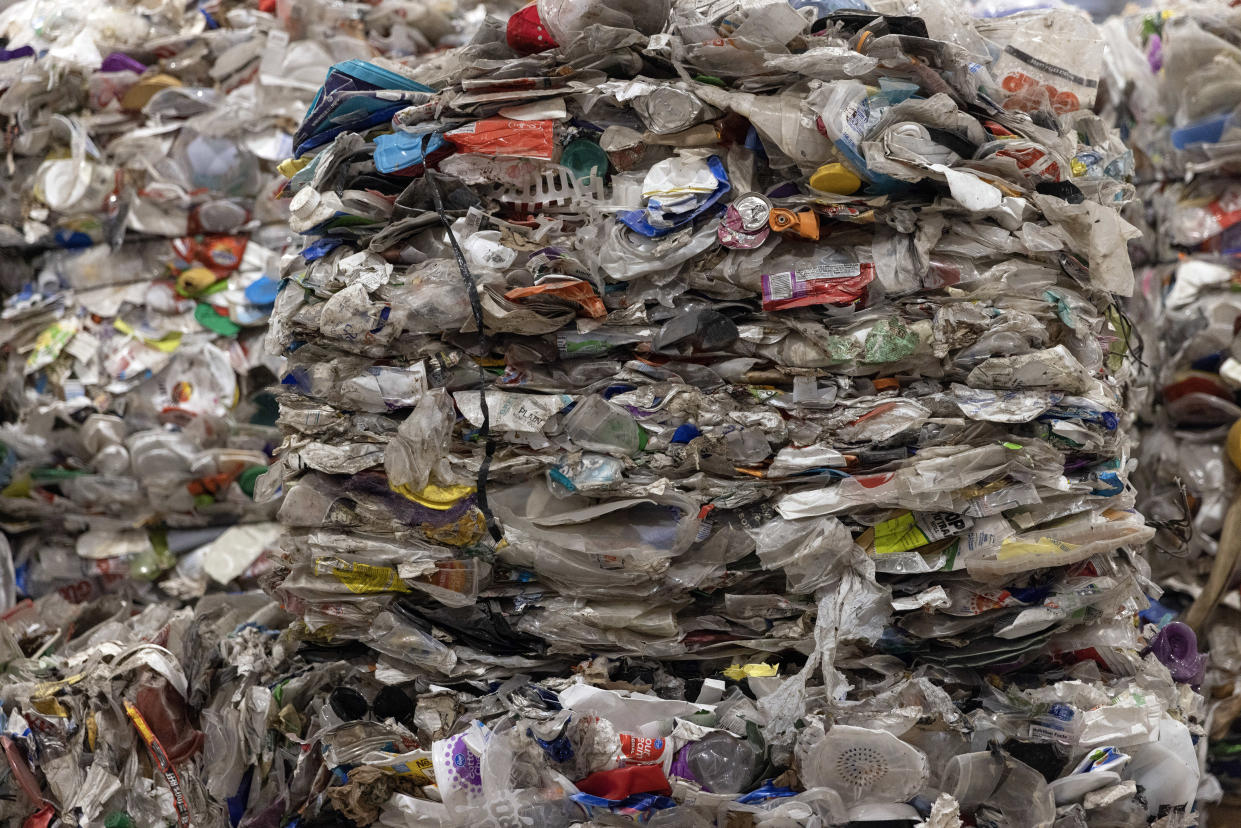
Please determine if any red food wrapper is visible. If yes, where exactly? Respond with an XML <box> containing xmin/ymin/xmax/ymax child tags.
<box><xmin>761</xmin><ymin>262</ymin><xmax>875</xmax><ymax>311</ymax></box>
<box><xmin>507</xmin><ymin>3</ymin><xmax>558</xmax><ymax>55</ymax></box>
<box><xmin>445</xmin><ymin>118</ymin><xmax>556</xmax><ymax>160</ymax></box>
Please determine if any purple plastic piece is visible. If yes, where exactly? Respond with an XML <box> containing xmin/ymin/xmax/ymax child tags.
<box><xmin>0</xmin><ymin>46</ymin><xmax>35</xmax><ymax>62</ymax></box>
<box><xmin>669</xmin><ymin>745</ymin><xmax>700</xmax><ymax>789</ymax></box>
<box><xmin>1147</xmin><ymin>34</ymin><xmax>1163</xmax><ymax>73</ymax></box>
<box><xmin>100</xmin><ymin>52</ymin><xmax>147</xmax><ymax>74</ymax></box>
<box><xmin>1149</xmin><ymin>621</ymin><xmax>1207</xmax><ymax>684</ymax></box>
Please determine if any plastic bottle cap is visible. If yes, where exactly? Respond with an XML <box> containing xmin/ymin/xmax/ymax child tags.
<box><xmin>237</xmin><ymin>465</ymin><xmax>266</xmax><ymax>498</ymax></box>
<box><xmin>289</xmin><ymin>186</ymin><xmax>320</xmax><ymax>218</ymax></box>
<box><xmin>809</xmin><ymin>162</ymin><xmax>862</xmax><ymax>195</ymax></box>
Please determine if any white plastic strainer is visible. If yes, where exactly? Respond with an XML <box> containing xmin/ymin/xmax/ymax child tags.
<box><xmin>803</xmin><ymin>725</ymin><xmax>930</xmax><ymax>807</ymax></box>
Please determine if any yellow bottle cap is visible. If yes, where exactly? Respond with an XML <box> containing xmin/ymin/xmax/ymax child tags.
<box><xmin>1226</xmin><ymin>418</ymin><xmax>1241</xmax><ymax>473</ymax></box>
<box><xmin>278</xmin><ymin>157</ymin><xmax>311</xmax><ymax>178</ymax></box>
<box><xmin>808</xmin><ymin>162</ymin><xmax>862</xmax><ymax>195</ymax></box>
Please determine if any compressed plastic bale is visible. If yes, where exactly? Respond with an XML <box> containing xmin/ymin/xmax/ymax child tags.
<box><xmin>0</xmin><ymin>0</ymin><xmax>492</xmax><ymax>823</ymax></box>
<box><xmin>110</xmin><ymin>0</ymin><xmax>1206</xmax><ymax>825</ymax></box>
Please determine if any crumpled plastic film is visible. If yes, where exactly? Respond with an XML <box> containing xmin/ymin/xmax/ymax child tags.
<box><xmin>249</xmin><ymin>0</ymin><xmax>1202</xmax><ymax>825</ymax></box>
<box><xmin>1097</xmin><ymin>3</ymin><xmax>1241</xmax><ymax>824</ymax></box>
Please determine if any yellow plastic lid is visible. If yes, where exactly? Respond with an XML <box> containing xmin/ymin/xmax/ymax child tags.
<box><xmin>808</xmin><ymin>162</ymin><xmax>862</xmax><ymax>195</ymax></box>
<box><xmin>1227</xmin><ymin>418</ymin><xmax>1241</xmax><ymax>473</ymax></box>
<box><xmin>120</xmin><ymin>74</ymin><xmax>182</xmax><ymax>112</ymax></box>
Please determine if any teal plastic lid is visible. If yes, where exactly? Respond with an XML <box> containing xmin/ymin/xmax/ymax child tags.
<box><xmin>561</xmin><ymin>139</ymin><xmax>608</xmax><ymax>183</ymax></box>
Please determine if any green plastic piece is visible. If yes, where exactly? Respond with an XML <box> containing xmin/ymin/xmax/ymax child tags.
<box><xmin>238</xmin><ymin>465</ymin><xmax>267</xmax><ymax>498</ymax></box>
<box><xmin>195</xmin><ymin>303</ymin><xmax>241</xmax><ymax>337</ymax></box>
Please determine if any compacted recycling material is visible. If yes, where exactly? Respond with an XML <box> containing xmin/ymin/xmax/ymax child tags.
<box><xmin>0</xmin><ymin>0</ymin><xmax>1225</xmax><ymax>825</ymax></box>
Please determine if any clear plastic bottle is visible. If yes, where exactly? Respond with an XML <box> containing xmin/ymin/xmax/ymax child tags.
<box><xmin>680</xmin><ymin>731</ymin><xmax>762</xmax><ymax>794</ymax></box>
<box><xmin>562</xmin><ymin>395</ymin><xmax>647</xmax><ymax>456</ymax></box>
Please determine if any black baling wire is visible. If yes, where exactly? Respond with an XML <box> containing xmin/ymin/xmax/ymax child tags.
<box><xmin>427</xmin><ymin>176</ymin><xmax>503</xmax><ymax>543</ymax></box>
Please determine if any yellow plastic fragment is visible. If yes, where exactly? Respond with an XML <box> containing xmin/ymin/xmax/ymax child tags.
<box><xmin>722</xmin><ymin>663</ymin><xmax>779</xmax><ymax>680</ymax></box>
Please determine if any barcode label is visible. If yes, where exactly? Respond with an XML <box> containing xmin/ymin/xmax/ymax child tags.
<box><xmin>765</xmin><ymin>270</ymin><xmax>793</xmax><ymax>300</ymax></box>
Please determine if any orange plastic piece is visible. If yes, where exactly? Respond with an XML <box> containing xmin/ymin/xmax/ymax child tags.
<box><xmin>768</xmin><ymin>207</ymin><xmax>819</xmax><ymax>240</ymax></box>
<box><xmin>505</xmin><ymin>279</ymin><xmax>607</xmax><ymax>318</ymax></box>
<box><xmin>873</xmin><ymin>377</ymin><xmax>900</xmax><ymax>392</ymax></box>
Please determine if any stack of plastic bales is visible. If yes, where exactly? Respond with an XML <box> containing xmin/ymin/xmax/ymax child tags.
<box><xmin>1098</xmin><ymin>3</ymin><xmax>1241</xmax><ymax>822</ymax></box>
<box><xmin>253</xmin><ymin>0</ymin><xmax>1205</xmax><ymax>824</ymax></box>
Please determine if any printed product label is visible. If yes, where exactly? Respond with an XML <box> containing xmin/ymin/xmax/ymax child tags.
<box><xmin>761</xmin><ymin>262</ymin><xmax>874</xmax><ymax>311</ymax></box>
<box><xmin>874</xmin><ymin>512</ymin><xmax>973</xmax><ymax>555</ymax></box>
<box><xmin>619</xmin><ymin>733</ymin><xmax>666</xmax><ymax>763</ymax></box>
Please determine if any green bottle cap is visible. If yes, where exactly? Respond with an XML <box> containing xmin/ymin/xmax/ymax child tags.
<box><xmin>238</xmin><ymin>465</ymin><xmax>267</xmax><ymax>498</ymax></box>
